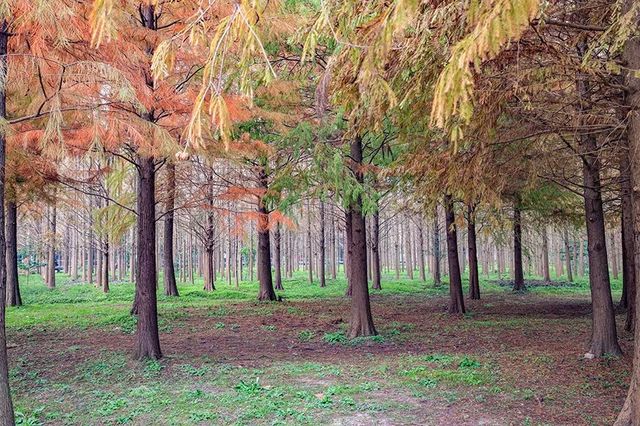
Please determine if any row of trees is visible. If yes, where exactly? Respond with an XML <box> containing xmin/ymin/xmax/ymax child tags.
<box><xmin>0</xmin><ymin>0</ymin><xmax>638</xmax><ymax>424</ymax></box>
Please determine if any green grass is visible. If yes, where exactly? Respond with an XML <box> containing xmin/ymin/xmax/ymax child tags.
<box><xmin>5</xmin><ymin>267</ymin><xmax>624</xmax><ymax>425</ymax></box>
<box><xmin>8</xmin><ymin>268</ymin><xmax>616</xmax><ymax>332</ymax></box>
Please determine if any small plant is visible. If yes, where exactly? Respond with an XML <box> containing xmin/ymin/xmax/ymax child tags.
<box><xmin>215</xmin><ymin>322</ymin><xmax>225</xmax><ymax>329</ymax></box>
<box><xmin>262</xmin><ymin>324</ymin><xmax>277</xmax><ymax>331</ymax></box>
<box><xmin>179</xmin><ymin>364</ymin><xmax>210</xmax><ymax>377</ymax></box>
<box><xmin>298</xmin><ymin>330</ymin><xmax>316</xmax><ymax>342</ymax></box>
<box><xmin>458</xmin><ymin>356</ymin><xmax>481</xmax><ymax>369</ymax></box>
<box><xmin>142</xmin><ymin>359</ymin><xmax>164</xmax><ymax>378</ymax></box>
<box><xmin>323</xmin><ymin>331</ymin><xmax>347</xmax><ymax>344</ymax></box>
<box><xmin>235</xmin><ymin>378</ymin><xmax>264</xmax><ymax>396</ymax></box>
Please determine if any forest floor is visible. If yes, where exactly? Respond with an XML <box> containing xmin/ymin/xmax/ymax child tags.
<box><xmin>5</xmin><ymin>272</ymin><xmax>632</xmax><ymax>425</ymax></box>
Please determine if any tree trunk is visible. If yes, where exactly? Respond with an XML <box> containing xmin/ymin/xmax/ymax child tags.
<box><xmin>444</xmin><ymin>195</ymin><xmax>465</xmax><ymax>314</ymax></box>
<box><xmin>512</xmin><ymin>202</ymin><xmax>525</xmax><ymax>291</ymax></box>
<box><xmin>404</xmin><ymin>218</ymin><xmax>413</xmax><ymax>279</ymax></box>
<box><xmin>134</xmin><ymin>154</ymin><xmax>162</xmax><ymax>360</ymax></box>
<box><xmin>467</xmin><ymin>204</ymin><xmax>480</xmax><ymax>300</ymax></box>
<box><xmin>542</xmin><ymin>228</ymin><xmax>551</xmax><ymax>282</ymax></box>
<box><xmin>307</xmin><ymin>201</ymin><xmax>313</xmax><ymax>284</ymax></box>
<box><xmin>163</xmin><ymin>162</ymin><xmax>179</xmax><ymax>296</ymax></box>
<box><xmin>274</xmin><ymin>223</ymin><xmax>283</xmax><ymax>290</ymax></box>
<box><xmin>319</xmin><ymin>201</ymin><xmax>326</xmax><ymax>287</ymax></box>
<box><xmin>621</xmin><ymin>137</ymin><xmax>636</xmax><ymax>330</ymax></box>
<box><xmin>346</xmin><ymin>136</ymin><xmax>376</xmax><ymax>337</ymax></box>
<box><xmin>257</xmin><ymin>168</ymin><xmax>277</xmax><ymax>301</ymax></box>
<box><xmin>6</xmin><ymin>199</ymin><xmax>21</xmax><ymax>306</ymax></box>
<box><xmin>0</xmin><ymin>24</ymin><xmax>15</xmax><ymax>425</ymax></box>
<box><xmin>432</xmin><ymin>206</ymin><xmax>441</xmax><ymax>286</ymax></box>
<box><xmin>615</xmin><ymin>8</ymin><xmax>640</xmax><ymax>422</ymax></box>
<box><xmin>577</xmin><ymin>41</ymin><xmax>621</xmax><ymax>357</ymax></box>
<box><xmin>564</xmin><ymin>229</ymin><xmax>573</xmax><ymax>283</ymax></box>
<box><xmin>371</xmin><ymin>209</ymin><xmax>382</xmax><ymax>290</ymax></box>
<box><xmin>46</xmin><ymin>201</ymin><xmax>56</xmax><ymax>289</ymax></box>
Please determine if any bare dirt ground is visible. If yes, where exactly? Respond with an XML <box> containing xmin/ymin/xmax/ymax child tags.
<box><xmin>8</xmin><ymin>292</ymin><xmax>632</xmax><ymax>425</ymax></box>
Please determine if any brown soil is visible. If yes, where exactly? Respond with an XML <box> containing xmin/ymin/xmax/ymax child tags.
<box><xmin>8</xmin><ymin>292</ymin><xmax>632</xmax><ymax>425</ymax></box>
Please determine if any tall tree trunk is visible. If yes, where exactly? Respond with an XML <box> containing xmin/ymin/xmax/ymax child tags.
<box><xmin>307</xmin><ymin>201</ymin><xmax>313</xmax><ymax>284</ymax></box>
<box><xmin>433</xmin><ymin>206</ymin><xmax>441</xmax><ymax>286</ymax></box>
<box><xmin>371</xmin><ymin>209</ymin><xmax>382</xmax><ymax>290</ymax></box>
<box><xmin>621</xmin><ymin>137</ymin><xmax>636</xmax><ymax>330</ymax></box>
<box><xmin>577</xmin><ymin>41</ymin><xmax>621</xmax><ymax>357</ymax></box>
<box><xmin>257</xmin><ymin>168</ymin><xmax>277</xmax><ymax>301</ymax></box>
<box><xmin>0</xmin><ymin>25</ymin><xmax>15</xmax><ymax>425</ymax></box>
<box><xmin>444</xmin><ymin>195</ymin><xmax>465</xmax><ymax>314</ymax></box>
<box><xmin>163</xmin><ymin>162</ymin><xmax>179</xmax><ymax>296</ymax></box>
<box><xmin>564</xmin><ymin>229</ymin><xmax>574</xmax><ymax>283</ymax></box>
<box><xmin>46</xmin><ymin>201</ymin><xmax>57</xmax><ymax>289</ymax></box>
<box><xmin>134</xmin><ymin>154</ymin><xmax>162</xmax><ymax>360</ymax></box>
<box><xmin>512</xmin><ymin>202</ymin><xmax>525</xmax><ymax>291</ymax></box>
<box><xmin>404</xmin><ymin>217</ymin><xmax>413</xmax><ymax>279</ymax></box>
<box><xmin>417</xmin><ymin>222</ymin><xmax>426</xmax><ymax>282</ymax></box>
<box><xmin>467</xmin><ymin>204</ymin><xmax>480</xmax><ymax>300</ymax></box>
<box><xmin>615</xmin><ymin>8</ymin><xmax>640</xmax><ymax>422</ymax></box>
<box><xmin>346</xmin><ymin>136</ymin><xmax>376</xmax><ymax>337</ymax></box>
<box><xmin>542</xmin><ymin>228</ymin><xmax>551</xmax><ymax>282</ymax></box>
<box><xmin>6</xmin><ymin>199</ymin><xmax>21</xmax><ymax>306</ymax></box>
<box><xmin>274</xmin><ymin>223</ymin><xmax>283</xmax><ymax>290</ymax></box>
<box><xmin>319</xmin><ymin>201</ymin><xmax>326</xmax><ymax>287</ymax></box>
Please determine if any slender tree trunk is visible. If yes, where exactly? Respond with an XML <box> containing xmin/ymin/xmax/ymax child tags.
<box><xmin>257</xmin><ymin>168</ymin><xmax>277</xmax><ymax>301</ymax></box>
<box><xmin>133</xmin><ymin>153</ymin><xmax>162</xmax><ymax>360</ymax></box>
<box><xmin>611</xmin><ymin>232</ymin><xmax>620</xmax><ymax>280</ymax></box>
<box><xmin>307</xmin><ymin>201</ymin><xmax>313</xmax><ymax>284</ymax></box>
<box><xmin>564</xmin><ymin>229</ymin><xmax>573</xmax><ymax>283</ymax></box>
<box><xmin>163</xmin><ymin>162</ymin><xmax>179</xmax><ymax>296</ymax></box>
<box><xmin>0</xmin><ymin>25</ymin><xmax>15</xmax><ymax>424</ymax></box>
<box><xmin>274</xmin><ymin>223</ymin><xmax>283</xmax><ymax>290</ymax></box>
<box><xmin>417</xmin><ymin>223</ymin><xmax>426</xmax><ymax>282</ymax></box>
<box><xmin>319</xmin><ymin>201</ymin><xmax>326</xmax><ymax>287</ymax></box>
<box><xmin>444</xmin><ymin>195</ymin><xmax>465</xmax><ymax>314</ymax></box>
<box><xmin>512</xmin><ymin>202</ymin><xmax>525</xmax><ymax>291</ymax></box>
<box><xmin>347</xmin><ymin>136</ymin><xmax>376</xmax><ymax>337</ymax></box>
<box><xmin>46</xmin><ymin>201</ymin><xmax>57</xmax><ymax>289</ymax></box>
<box><xmin>433</xmin><ymin>207</ymin><xmax>441</xmax><ymax>286</ymax></box>
<box><xmin>371</xmin><ymin>209</ymin><xmax>382</xmax><ymax>290</ymax></box>
<box><xmin>615</xmin><ymin>9</ymin><xmax>640</xmax><ymax>422</ymax></box>
<box><xmin>467</xmin><ymin>204</ymin><xmax>480</xmax><ymax>300</ymax></box>
<box><xmin>621</xmin><ymin>137</ymin><xmax>636</xmax><ymax>330</ymax></box>
<box><xmin>577</xmin><ymin>41</ymin><xmax>621</xmax><ymax>357</ymax></box>
<box><xmin>6</xmin><ymin>199</ymin><xmax>20</xmax><ymax>306</ymax></box>
<box><xmin>542</xmin><ymin>228</ymin><xmax>551</xmax><ymax>282</ymax></box>
<box><xmin>404</xmin><ymin>218</ymin><xmax>413</xmax><ymax>279</ymax></box>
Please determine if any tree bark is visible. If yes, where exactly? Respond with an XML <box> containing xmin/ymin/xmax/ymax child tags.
<box><xmin>274</xmin><ymin>223</ymin><xmax>283</xmax><ymax>290</ymax></box>
<box><xmin>432</xmin><ymin>206</ymin><xmax>441</xmax><ymax>286</ymax></box>
<box><xmin>163</xmin><ymin>162</ymin><xmax>179</xmax><ymax>296</ymax></box>
<box><xmin>467</xmin><ymin>204</ymin><xmax>480</xmax><ymax>300</ymax></box>
<box><xmin>257</xmin><ymin>168</ymin><xmax>277</xmax><ymax>301</ymax></box>
<box><xmin>46</xmin><ymin>201</ymin><xmax>56</xmax><ymax>289</ymax></box>
<box><xmin>444</xmin><ymin>195</ymin><xmax>465</xmax><ymax>314</ymax></box>
<box><xmin>0</xmin><ymin>24</ymin><xmax>15</xmax><ymax>425</ymax></box>
<box><xmin>371</xmin><ymin>209</ymin><xmax>382</xmax><ymax>290</ymax></box>
<box><xmin>620</xmin><ymin>138</ymin><xmax>636</xmax><ymax>330</ymax></box>
<box><xmin>6</xmin><ymin>199</ymin><xmax>20</xmax><ymax>306</ymax></box>
<box><xmin>319</xmin><ymin>201</ymin><xmax>326</xmax><ymax>287</ymax></box>
<box><xmin>542</xmin><ymin>228</ymin><xmax>551</xmax><ymax>282</ymax></box>
<box><xmin>347</xmin><ymin>136</ymin><xmax>376</xmax><ymax>337</ymax></box>
<box><xmin>512</xmin><ymin>202</ymin><xmax>525</xmax><ymax>291</ymax></box>
<box><xmin>134</xmin><ymin>154</ymin><xmax>162</xmax><ymax>360</ymax></box>
<box><xmin>615</xmin><ymin>6</ymin><xmax>640</xmax><ymax>423</ymax></box>
<box><xmin>564</xmin><ymin>229</ymin><xmax>573</xmax><ymax>283</ymax></box>
<box><xmin>577</xmin><ymin>41</ymin><xmax>621</xmax><ymax>357</ymax></box>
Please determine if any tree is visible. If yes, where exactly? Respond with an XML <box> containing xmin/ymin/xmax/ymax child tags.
<box><xmin>444</xmin><ymin>194</ymin><xmax>465</xmax><ymax>314</ymax></box>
